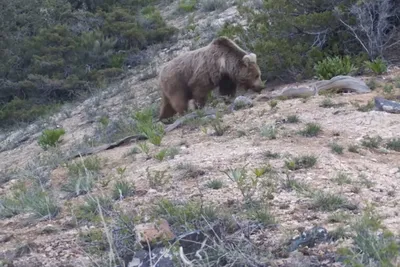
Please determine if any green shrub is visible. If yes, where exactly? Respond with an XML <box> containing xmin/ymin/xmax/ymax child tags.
<box><xmin>364</xmin><ymin>58</ymin><xmax>387</xmax><ymax>75</ymax></box>
<box><xmin>314</xmin><ymin>56</ymin><xmax>357</xmax><ymax>80</ymax></box>
<box><xmin>38</xmin><ymin>128</ymin><xmax>66</xmax><ymax>150</ymax></box>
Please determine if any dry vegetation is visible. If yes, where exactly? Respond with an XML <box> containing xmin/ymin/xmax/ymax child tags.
<box><xmin>1</xmin><ymin>0</ymin><xmax>400</xmax><ymax>267</ymax></box>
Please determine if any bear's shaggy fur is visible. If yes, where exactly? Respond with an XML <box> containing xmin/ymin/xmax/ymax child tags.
<box><xmin>158</xmin><ymin>36</ymin><xmax>264</xmax><ymax>120</ymax></box>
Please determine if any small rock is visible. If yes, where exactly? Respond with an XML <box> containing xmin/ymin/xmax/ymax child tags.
<box><xmin>135</xmin><ymin>219</ymin><xmax>175</xmax><ymax>247</ymax></box>
<box><xmin>128</xmin><ymin>247</ymin><xmax>175</xmax><ymax>267</ymax></box>
<box><xmin>232</xmin><ymin>96</ymin><xmax>253</xmax><ymax>110</ymax></box>
<box><xmin>374</xmin><ymin>97</ymin><xmax>400</xmax><ymax>114</ymax></box>
<box><xmin>288</xmin><ymin>226</ymin><xmax>329</xmax><ymax>252</ymax></box>
<box><xmin>41</xmin><ymin>224</ymin><xmax>59</xmax><ymax>234</ymax></box>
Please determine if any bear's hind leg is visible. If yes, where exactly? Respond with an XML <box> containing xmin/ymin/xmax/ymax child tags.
<box><xmin>159</xmin><ymin>93</ymin><xmax>177</xmax><ymax>120</ymax></box>
<box><xmin>168</xmin><ymin>91</ymin><xmax>189</xmax><ymax>116</ymax></box>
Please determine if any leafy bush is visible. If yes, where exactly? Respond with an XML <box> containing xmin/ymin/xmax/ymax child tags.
<box><xmin>364</xmin><ymin>58</ymin><xmax>388</xmax><ymax>75</ymax></box>
<box><xmin>314</xmin><ymin>56</ymin><xmax>357</xmax><ymax>80</ymax></box>
<box><xmin>38</xmin><ymin>128</ymin><xmax>66</xmax><ymax>150</ymax></box>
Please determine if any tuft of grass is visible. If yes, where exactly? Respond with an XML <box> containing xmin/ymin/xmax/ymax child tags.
<box><xmin>206</xmin><ymin>179</ymin><xmax>224</xmax><ymax>190</ymax></box>
<box><xmin>112</xmin><ymin>180</ymin><xmax>135</xmax><ymax>200</ymax></box>
<box><xmin>385</xmin><ymin>138</ymin><xmax>400</xmax><ymax>152</ymax></box>
<box><xmin>146</xmin><ymin>167</ymin><xmax>171</xmax><ymax>189</ymax></box>
<box><xmin>263</xmin><ymin>150</ymin><xmax>280</xmax><ymax>159</ymax></box>
<box><xmin>361</xmin><ymin>135</ymin><xmax>383</xmax><ymax>149</ymax></box>
<box><xmin>383</xmin><ymin>84</ymin><xmax>393</xmax><ymax>94</ymax></box>
<box><xmin>133</xmin><ymin>107</ymin><xmax>165</xmax><ymax>146</ymax></box>
<box><xmin>75</xmin><ymin>195</ymin><xmax>113</xmax><ymax>222</ymax></box>
<box><xmin>199</xmin><ymin>0</ymin><xmax>227</xmax><ymax>11</ymax></box>
<box><xmin>281</xmin><ymin>174</ymin><xmax>310</xmax><ymax>194</ymax></box>
<box><xmin>246</xmin><ymin>204</ymin><xmax>276</xmax><ymax>226</ymax></box>
<box><xmin>320</xmin><ymin>98</ymin><xmax>345</xmax><ymax>108</ymax></box>
<box><xmin>348</xmin><ymin>144</ymin><xmax>360</xmax><ymax>153</ymax></box>
<box><xmin>364</xmin><ymin>58</ymin><xmax>387</xmax><ymax>75</ymax></box>
<box><xmin>38</xmin><ymin>128</ymin><xmax>66</xmax><ymax>150</ymax></box>
<box><xmin>178</xmin><ymin>0</ymin><xmax>197</xmax><ymax>12</ymax></box>
<box><xmin>332</xmin><ymin>171</ymin><xmax>352</xmax><ymax>185</ymax></box>
<box><xmin>299</xmin><ymin>123</ymin><xmax>321</xmax><ymax>137</ymax></box>
<box><xmin>330</xmin><ymin>142</ymin><xmax>344</xmax><ymax>154</ymax></box>
<box><xmin>155</xmin><ymin>199</ymin><xmax>218</xmax><ymax>229</ymax></box>
<box><xmin>355</xmin><ymin>100</ymin><xmax>375</xmax><ymax>112</ymax></box>
<box><xmin>284</xmin><ymin>155</ymin><xmax>317</xmax><ymax>170</ymax></box>
<box><xmin>338</xmin><ymin>207</ymin><xmax>399</xmax><ymax>266</ymax></box>
<box><xmin>311</xmin><ymin>191</ymin><xmax>355</xmax><ymax>211</ymax></box>
<box><xmin>62</xmin><ymin>156</ymin><xmax>102</xmax><ymax>196</ymax></box>
<box><xmin>367</xmin><ymin>78</ymin><xmax>378</xmax><ymax>90</ymax></box>
<box><xmin>327</xmin><ymin>211</ymin><xmax>351</xmax><ymax>223</ymax></box>
<box><xmin>269</xmin><ymin>100</ymin><xmax>278</xmax><ymax>108</ymax></box>
<box><xmin>260</xmin><ymin>124</ymin><xmax>277</xmax><ymax>139</ymax></box>
<box><xmin>286</xmin><ymin>115</ymin><xmax>300</xmax><ymax>123</ymax></box>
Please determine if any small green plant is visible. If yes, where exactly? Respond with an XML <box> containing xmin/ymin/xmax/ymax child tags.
<box><xmin>206</xmin><ymin>179</ymin><xmax>223</xmax><ymax>190</ymax></box>
<box><xmin>133</xmin><ymin>107</ymin><xmax>164</xmax><ymax>146</ymax></box>
<box><xmin>330</xmin><ymin>142</ymin><xmax>344</xmax><ymax>154</ymax></box>
<box><xmin>281</xmin><ymin>173</ymin><xmax>310</xmax><ymax>194</ymax></box>
<box><xmin>246</xmin><ymin>204</ymin><xmax>276</xmax><ymax>226</ymax></box>
<box><xmin>314</xmin><ymin>56</ymin><xmax>356</xmax><ymax>80</ymax></box>
<box><xmin>367</xmin><ymin>78</ymin><xmax>378</xmax><ymax>90</ymax></box>
<box><xmin>154</xmin><ymin>148</ymin><xmax>168</xmax><ymax>161</ymax></box>
<box><xmin>263</xmin><ymin>150</ymin><xmax>280</xmax><ymax>159</ymax></box>
<box><xmin>260</xmin><ymin>124</ymin><xmax>277</xmax><ymax>139</ymax></box>
<box><xmin>112</xmin><ymin>180</ymin><xmax>135</xmax><ymax>200</ymax></box>
<box><xmin>355</xmin><ymin>100</ymin><xmax>375</xmax><ymax>112</ymax></box>
<box><xmin>253</xmin><ymin>166</ymin><xmax>270</xmax><ymax>178</ymax></box>
<box><xmin>311</xmin><ymin>190</ymin><xmax>354</xmax><ymax>211</ymax></box>
<box><xmin>38</xmin><ymin>128</ymin><xmax>66</xmax><ymax>150</ymax></box>
<box><xmin>364</xmin><ymin>58</ymin><xmax>387</xmax><ymax>75</ymax></box>
<box><xmin>320</xmin><ymin>98</ymin><xmax>345</xmax><ymax>108</ymax></box>
<box><xmin>269</xmin><ymin>100</ymin><xmax>278</xmax><ymax>108</ymax></box>
<box><xmin>327</xmin><ymin>211</ymin><xmax>350</xmax><ymax>223</ymax></box>
<box><xmin>146</xmin><ymin>167</ymin><xmax>171</xmax><ymax>189</ymax></box>
<box><xmin>284</xmin><ymin>155</ymin><xmax>317</xmax><ymax>170</ymax></box>
<box><xmin>338</xmin><ymin>207</ymin><xmax>399</xmax><ymax>266</ymax></box>
<box><xmin>383</xmin><ymin>84</ymin><xmax>393</xmax><ymax>94</ymax></box>
<box><xmin>361</xmin><ymin>135</ymin><xmax>383</xmax><ymax>149</ymax></box>
<box><xmin>210</xmin><ymin>113</ymin><xmax>227</xmax><ymax>136</ymax></box>
<box><xmin>332</xmin><ymin>171</ymin><xmax>352</xmax><ymax>185</ymax></box>
<box><xmin>385</xmin><ymin>138</ymin><xmax>400</xmax><ymax>152</ymax></box>
<box><xmin>395</xmin><ymin>76</ymin><xmax>400</xmax><ymax>88</ymax></box>
<box><xmin>286</xmin><ymin>115</ymin><xmax>300</xmax><ymax>123</ymax></box>
<box><xmin>76</xmin><ymin>195</ymin><xmax>113</xmax><ymax>221</ymax></box>
<box><xmin>348</xmin><ymin>144</ymin><xmax>360</xmax><ymax>153</ymax></box>
<box><xmin>299</xmin><ymin>123</ymin><xmax>321</xmax><ymax>137</ymax></box>
<box><xmin>137</xmin><ymin>142</ymin><xmax>150</xmax><ymax>156</ymax></box>
<box><xmin>178</xmin><ymin>0</ymin><xmax>197</xmax><ymax>12</ymax></box>
<box><xmin>199</xmin><ymin>0</ymin><xmax>227</xmax><ymax>11</ymax></box>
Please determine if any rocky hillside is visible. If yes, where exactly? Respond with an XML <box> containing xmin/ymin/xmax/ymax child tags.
<box><xmin>1</xmin><ymin>1</ymin><xmax>400</xmax><ymax>267</ymax></box>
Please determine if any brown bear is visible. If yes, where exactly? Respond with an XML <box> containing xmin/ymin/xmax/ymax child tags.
<box><xmin>158</xmin><ymin>36</ymin><xmax>264</xmax><ymax>120</ymax></box>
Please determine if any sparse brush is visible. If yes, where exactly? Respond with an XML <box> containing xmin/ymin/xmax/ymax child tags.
<box><xmin>332</xmin><ymin>171</ymin><xmax>352</xmax><ymax>185</ymax></box>
<box><xmin>264</xmin><ymin>150</ymin><xmax>280</xmax><ymax>159</ymax></box>
<box><xmin>210</xmin><ymin>113</ymin><xmax>227</xmax><ymax>136</ymax></box>
<box><xmin>146</xmin><ymin>167</ymin><xmax>171</xmax><ymax>189</ymax></box>
<box><xmin>246</xmin><ymin>204</ymin><xmax>276</xmax><ymax>226</ymax></box>
<box><xmin>364</xmin><ymin>58</ymin><xmax>387</xmax><ymax>75</ymax></box>
<box><xmin>137</xmin><ymin>142</ymin><xmax>150</xmax><ymax>156</ymax></box>
<box><xmin>367</xmin><ymin>78</ymin><xmax>378</xmax><ymax>90</ymax></box>
<box><xmin>311</xmin><ymin>191</ymin><xmax>355</xmax><ymax>211</ymax></box>
<box><xmin>337</xmin><ymin>207</ymin><xmax>399</xmax><ymax>266</ymax></box>
<box><xmin>199</xmin><ymin>0</ymin><xmax>227</xmax><ymax>11</ymax></box>
<box><xmin>133</xmin><ymin>107</ymin><xmax>164</xmax><ymax>146</ymax></box>
<box><xmin>206</xmin><ymin>179</ymin><xmax>224</xmax><ymax>190</ymax></box>
<box><xmin>112</xmin><ymin>180</ymin><xmax>135</xmax><ymax>200</ymax></box>
<box><xmin>269</xmin><ymin>100</ymin><xmax>278</xmax><ymax>108</ymax></box>
<box><xmin>286</xmin><ymin>114</ymin><xmax>300</xmax><ymax>123</ymax></box>
<box><xmin>154</xmin><ymin>148</ymin><xmax>168</xmax><ymax>161</ymax></box>
<box><xmin>38</xmin><ymin>128</ymin><xmax>66</xmax><ymax>150</ymax></box>
<box><xmin>260</xmin><ymin>124</ymin><xmax>277</xmax><ymax>139</ymax></box>
<box><xmin>383</xmin><ymin>84</ymin><xmax>393</xmax><ymax>94</ymax></box>
<box><xmin>281</xmin><ymin>174</ymin><xmax>310</xmax><ymax>194</ymax></box>
<box><xmin>385</xmin><ymin>138</ymin><xmax>400</xmax><ymax>152</ymax></box>
<box><xmin>253</xmin><ymin>166</ymin><xmax>271</xmax><ymax>177</ymax></box>
<box><xmin>348</xmin><ymin>144</ymin><xmax>360</xmax><ymax>153</ymax></box>
<box><xmin>355</xmin><ymin>100</ymin><xmax>375</xmax><ymax>112</ymax></box>
<box><xmin>77</xmin><ymin>195</ymin><xmax>114</xmax><ymax>221</ymax></box>
<box><xmin>361</xmin><ymin>135</ymin><xmax>383</xmax><ymax>149</ymax></box>
<box><xmin>284</xmin><ymin>155</ymin><xmax>317</xmax><ymax>170</ymax></box>
<box><xmin>330</xmin><ymin>142</ymin><xmax>344</xmax><ymax>154</ymax></box>
<box><xmin>299</xmin><ymin>123</ymin><xmax>321</xmax><ymax>137</ymax></box>
<box><xmin>222</xmin><ymin>164</ymin><xmax>259</xmax><ymax>203</ymax></box>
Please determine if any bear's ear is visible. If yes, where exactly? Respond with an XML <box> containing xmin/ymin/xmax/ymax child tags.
<box><xmin>242</xmin><ymin>53</ymin><xmax>257</xmax><ymax>66</ymax></box>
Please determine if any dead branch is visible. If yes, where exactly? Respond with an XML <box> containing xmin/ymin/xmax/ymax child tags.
<box><xmin>164</xmin><ymin>108</ymin><xmax>217</xmax><ymax>132</ymax></box>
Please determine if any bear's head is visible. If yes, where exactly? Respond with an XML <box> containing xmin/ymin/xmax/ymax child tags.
<box><xmin>237</xmin><ymin>53</ymin><xmax>264</xmax><ymax>93</ymax></box>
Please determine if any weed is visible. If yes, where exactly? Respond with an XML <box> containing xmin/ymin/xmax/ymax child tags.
<box><xmin>383</xmin><ymin>84</ymin><xmax>393</xmax><ymax>94</ymax></box>
<box><xmin>327</xmin><ymin>211</ymin><xmax>350</xmax><ymax>223</ymax></box>
<box><xmin>286</xmin><ymin>115</ymin><xmax>300</xmax><ymax>123</ymax></box>
<box><xmin>330</xmin><ymin>142</ymin><xmax>344</xmax><ymax>154</ymax></box>
<box><xmin>146</xmin><ymin>167</ymin><xmax>171</xmax><ymax>189</ymax></box>
<box><xmin>178</xmin><ymin>0</ymin><xmax>197</xmax><ymax>12</ymax></box>
<box><xmin>137</xmin><ymin>142</ymin><xmax>150</xmax><ymax>157</ymax></box>
<box><xmin>338</xmin><ymin>207</ymin><xmax>399</xmax><ymax>266</ymax></box>
<box><xmin>199</xmin><ymin>0</ymin><xmax>227</xmax><ymax>11</ymax></box>
<box><xmin>260</xmin><ymin>124</ymin><xmax>277</xmax><ymax>139</ymax></box>
<box><xmin>364</xmin><ymin>58</ymin><xmax>387</xmax><ymax>75</ymax></box>
<box><xmin>355</xmin><ymin>100</ymin><xmax>375</xmax><ymax>112</ymax></box>
<box><xmin>314</xmin><ymin>56</ymin><xmax>356</xmax><ymax>80</ymax></box>
<box><xmin>385</xmin><ymin>138</ymin><xmax>400</xmax><ymax>152</ymax></box>
<box><xmin>38</xmin><ymin>128</ymin><xmax>66</xmax><ymax>150</ymax></box>
<box><xmin>112</xmin><ymin>180</ymin><xmax>135</xmax><ymax>200</ymax></box>
<box><xmin>154</xmin><ymin>148</ymin><xmax>168</xmax><ymax>161</ymax></box>
<box><xmin>299</xmin><ymin>123</ymin><xmax>322</xmax><ymax>137</ymax></box>
<box><xmin>222</xmin><ymin>164</ymin><xmax>259</xmax><ymax>203</ymax></box>
<box><xmin>76</xmin><ymin>195</ymin><xmax>113</xmax><ymax>222</ymax></box>
<box><xmin>284</xmin><ymin>155</ymin><xmax>317</xmax><ymax>170</ymax></box>
<box><xmin>264</xmin><ymin>150</ymin><xmax>280</xmax><ymax>159</ymax></box>
<box><xmin>133</xmin><ymin>107</ymin><xmax>164</xmax><ymax>146</ymax></box>
<box><xmin>367</xmin><ymin>78</ymin><xmax>378</xmax><ymax>90</ymax></box>
<box><xmin>246</xmin><ymin>203</ymin><xmax>276</xmax><ymax>226</ymax></box>
<box><xmin>361</xmin><ymin>135</ymin><xmax>383</xmax><ymax>149</ymax></box>
<box><xmin>269</xmin><ymin>100</ymin><xmax>278</xmax><ymax>108</ymax></box>
<box><xmin>311</xmin><ymin>191</ymin><xmax>354</xmax><ymax>211</ymax></box>
<box><xmin>155</xmin><ymin>199</ymin><xmax>218</xmax><ymax>230</ymax></box>
<box><xmin>253</xmin><ymin>166</ymin><xmax>271</xmax><ymax>178</ymax></box>
<box><xmin>320</xmin><ymin>98</ymin><xmax>345</xmax><ymax>108</ymax></box>
<box><xmin>210</xmin><ymin>113</ymin><xmax>227</xmax><ymax>136</ymax></box>
<box><xmin>281</xmin><ymin>173</ymin><xmax>310</xmax><ymax>194</ymax></box>
<box><xmin>206</xmin><ymin>179</ymin><xmax>224</xmax><ymax>190</ymax></box>
<box><xmin>348</xmin><ymin>144</ymin><xmax>360</xmax><ymax>153</ymax></box>
<box><xmin>332</xmin><ymin>172</ymin><xmax>352</xmax><ymax>185</ymax></box>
